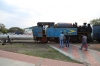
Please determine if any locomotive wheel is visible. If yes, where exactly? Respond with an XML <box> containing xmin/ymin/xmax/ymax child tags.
<box><xmin>54</xmin><ymin>38</ymin><xmax>59</xmax><ymax>43</ymax></box>
<box><xmin>41</xmin><ymin>37</ymin><xmax>48</xmax><ymax>43</ymax></box>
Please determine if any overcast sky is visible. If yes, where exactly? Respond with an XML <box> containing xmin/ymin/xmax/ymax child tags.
<box><xmin>0</xmin><ymin>0</ymin><xmax>100</xmax><ymax>29</ymax></box>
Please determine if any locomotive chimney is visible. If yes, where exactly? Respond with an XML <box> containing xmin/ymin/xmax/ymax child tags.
<box><xmin>83</xmin><ymin>22</ymin><xmax>87</xmax><ymax>26</ymax></box>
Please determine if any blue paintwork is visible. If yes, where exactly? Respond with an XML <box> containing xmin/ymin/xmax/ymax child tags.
<box><xmin>32</xmin><ymin>26</ymin><xmax>77</xmax><ymax>38</ymax></box>
<box><xmin>46</xmin><ymin>28</ymin><xmax>77</xmax><ymax>37</ymax></box>
<box><xmin>32</xmin><ymin>26</ymin><xmax>42</xmax><ymax>37</ymax></box>
<box><xmin>93</xmin><ymin>26</ymin><xmax>100</xmax><ymax>39</ymax></box>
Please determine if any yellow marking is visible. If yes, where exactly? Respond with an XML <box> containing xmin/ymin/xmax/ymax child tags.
<box><xmin>68</xmin><ymin>29</ymin><xmax>76</xmax><ymax>33</ymax></box>
<box><xmin>60</xmin><ymin>29</ymin><xmax>76</xmax><ymax>33</ymax></box>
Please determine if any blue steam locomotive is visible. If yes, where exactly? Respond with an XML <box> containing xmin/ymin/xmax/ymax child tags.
<box><xmin>32</xmin><ymin>22</ymin><xmax>92</xmax><ymax>43</ymax></box>
<box><xmin>93</xmin><ymin>25</ymin><xmax>100</xmax><ymax>43</ymax></box>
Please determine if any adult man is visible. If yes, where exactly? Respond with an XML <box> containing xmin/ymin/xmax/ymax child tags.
<box><xmin>65</xmin><ymin>32</ymin><xmax>70</xmax><ymax>47</ymax></box>
<box><xmin>42</xmin><ymin>24</ymin><xmax>45</xmax><ymax>35</ymax></box>
<box><xmin>43</xmin><ymin>24</ymin><xmax>45</xmax><ymax>30</ymax></box>
<box><xmin>80</xmin><ymin>34</ymin><xmax>87</xmax><ymax>51</ymax></box>
<box><xmin>59</xmin><ymin>32</ymin><xmax>64</xmax><ymax>48</ymax></box>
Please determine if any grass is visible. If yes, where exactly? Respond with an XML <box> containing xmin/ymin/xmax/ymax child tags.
<box><xmin>0</xmin><ymin>43</ymin><xmax>81</xmax><ymax>63</ymax></box>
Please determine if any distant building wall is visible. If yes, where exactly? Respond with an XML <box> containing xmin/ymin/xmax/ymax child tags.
<box><xmin>24</xmin><ymin>28</ymin><xmax>32</xmax><ymax>35</ymax></box>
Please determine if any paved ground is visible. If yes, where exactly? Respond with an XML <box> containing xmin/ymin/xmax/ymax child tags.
<box><xmin>0</xmin><ymin>50</ymin><xmax>84</xmax><ymax>66</ymax></box>
<box><xmin>0</xmin><ymin>44</ymin><xmax>100</xmax><ymax>66</ymax></box>
<box><xmin>49</xmin><ymin>44</ymin><xmax>100</xmax><ymax>66</ymax></box>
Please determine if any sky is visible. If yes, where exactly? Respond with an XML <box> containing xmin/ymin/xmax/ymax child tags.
<box><xmin>0</xmin><ymin>0</ymin><xmax>100</xmax><ymax>29</ymax></box>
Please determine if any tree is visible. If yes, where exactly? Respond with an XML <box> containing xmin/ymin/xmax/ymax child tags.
<box><xmin>90</xmin><ymin>18</ymin><xmax>100</xmax><ymax>26</ymax></box>
<box><xmin>0</xmin><ymin>23</ymin><xmax>8</xmax><ymax>33</ymax></box>
<box><xmin>8</xmin><ymin>27</ymin><xmax>24</xmax><ymax>34</ymax></box>
<box><xmin>2</xmin><ymin>28</ymin><xmax>8</xmax><ymax>33</ymax></box>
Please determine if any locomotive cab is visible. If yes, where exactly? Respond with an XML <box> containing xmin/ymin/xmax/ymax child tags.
<box><xmin>36</xmin><ymin>22</ymin><xmax>54</xmax><ymax>43</ymax></box>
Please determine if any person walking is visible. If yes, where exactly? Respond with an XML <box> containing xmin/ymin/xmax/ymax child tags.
<box><xmin>79</xmin><ymin>34</ymin><xmax>88</xmax><ymax>51</ymax></box>
<box><xmin>59</xmin><ymin>32</ymin><xmax>64</xmax><ymax>48</ymax></box>
<box><xmin>65</xmin><ymin>32</ymin><xmax>70</xmax><ymax>47</ymax></box>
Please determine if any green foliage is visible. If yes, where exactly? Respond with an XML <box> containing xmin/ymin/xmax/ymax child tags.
<box><xmin>0</xmin><ymin>23</ymin><xmax>8</xmax><ymax>33</ymax></box>
<box><xmin>2</xmin><ymin>28</ymin><xmax>8</xmax><ymax>33</ymax></box>
<box><xmin>8</xmin><ymin>27</ymin><xmax>24</xmax><ymax>33</ymax></box>
<box><xmin>90</xmin><ymin>18</ymin><xmax>100</xmax><ymax>26</ymax></box>
<box><xmin>0</xmin><ymin>23</ymin><xmax>24</xmax><ymax>34</ymax></box>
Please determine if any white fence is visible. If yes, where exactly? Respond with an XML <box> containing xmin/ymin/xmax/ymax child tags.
<box><xmin>0</xmin><ymin>34</ymin><xmax>33</xmax><ymax>40</ymax></box>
